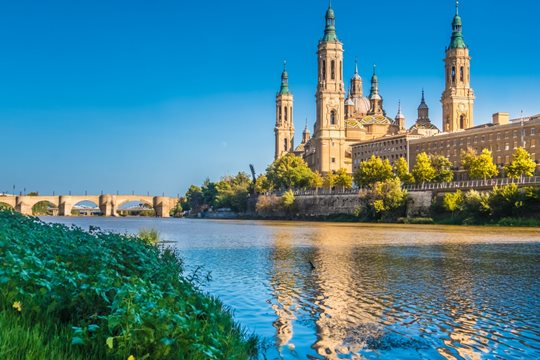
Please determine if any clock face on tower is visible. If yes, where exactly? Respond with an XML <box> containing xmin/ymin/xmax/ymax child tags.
<box><xmin>458</xmin><ymin>103</ymin><xmax>466</xmax><ymax>113</ymax></box>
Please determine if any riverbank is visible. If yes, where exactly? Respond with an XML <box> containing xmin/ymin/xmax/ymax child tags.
<box><xmin>0</xmin><ymin>210</ymin><xmax>257</xmax><ymax>359</ymax></box>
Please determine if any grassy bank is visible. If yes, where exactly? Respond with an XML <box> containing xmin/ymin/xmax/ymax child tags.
<box><xmin>0</xmin><ymin>210</ymin><xmax>257</xmax><ymax>359</ymax></box>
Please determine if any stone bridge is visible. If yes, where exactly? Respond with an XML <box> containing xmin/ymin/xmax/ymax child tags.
<box><xmin>0</xmin><ymin>194</ymin><xmax>179</xmax><ymax>217</ymax></box>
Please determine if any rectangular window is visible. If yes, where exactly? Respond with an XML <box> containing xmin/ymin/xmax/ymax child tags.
<box><xmin>532</xmin><ymin>128</ymin><xmax>536</xmax><ymax>135</ymax></box>
<box><xmin>531</xmin><ymin>139</ymin><xmax>536</xmax><ymax>148</ymax></box>
<box><xmin>497</xmin><ymin>133</ymin><xmax>501</xmax><ymax>140</ymax></box>
<box><xmin>505</xmin><ymin>143</ymin><xmax>509</xmax><ymax>151</ymax></box>
<box><xmin>513</xmin><ymin>130</ymin><xmax>517</xmax><ymax>138</ymax></box>
<box><xmin>331</xmin><ymin>157</ymin><xmax>335</xmax><ymax>163</ymax></box>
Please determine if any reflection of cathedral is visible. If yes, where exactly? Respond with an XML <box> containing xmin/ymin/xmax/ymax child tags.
<box><xmin>274</xmin><ymin>1</ymin><xmax>479</xmax><ymax>174</ymax></box>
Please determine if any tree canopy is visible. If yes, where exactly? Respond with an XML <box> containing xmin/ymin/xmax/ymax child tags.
<box><xmin>393</xmin><ymin>157</ymin><xmax>415</xmax><ymax>185</ymax></box>
<box><xmin>504</xmin><ymin>147</ymin><xmax>536</xmax><ymax>179</ymax></box>
<box><xmin>461</xmin><ymin>148</ymin><xmax>499</xmax><ymax>180</ymax></box>
<box><xmin>430</xmin><ymin>155</ymin><xmax>454</xmax><ymax>183</ymax></box>
<box><xmin>266</xmin><ymin>153</ymin><xmax>315</xmax><ymax>190</ymax></box>
<box><xmin>334</xmin><ymin>168</ymin><xmax>353</xmax><ymax>190</ymax></box>
<box><xmin>412</xmin><ymin>152</ymin><xmax>436</xmax><ymax>183</ymax></box>
<box><xmin>354</xmin><ymin>155</ymin><xmax>394</xmax><ymax>187</ymax></box>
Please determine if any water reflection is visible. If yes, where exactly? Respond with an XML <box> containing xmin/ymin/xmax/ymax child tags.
<box><xmin>263</xmin><ymin>223</ymin><xmax>540</xmax><ymax>359</ymax></box>
<box><xmin>42</xmin><ymin>217</ymin><xmax>540</xmax><ymax>359</ymax></box>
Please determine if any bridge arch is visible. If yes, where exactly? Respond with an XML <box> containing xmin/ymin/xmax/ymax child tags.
<box><xmin>71</xmin><ymin>199</ymin><xmax>101</xmax><ymax>216</ymax></box>
<box><xmin>31</xmin><ymin>200</ymin><xmax>58</xmax><ymax>216</ymax></box>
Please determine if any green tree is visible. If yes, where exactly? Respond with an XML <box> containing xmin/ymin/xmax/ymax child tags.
<box><xmin>442</xmin><ymin>190</ymin><xmax>463</xmax><ymax>216</ymax></box>
<box><xmin>393</xmin><ymin>157</ymin><xmax>415</xmax><ymax>184</ymax></box>
<box><xmin>185</xmin><ymin>185</ymin><xmax>204</xmax><ymax>214</ymax></box>
<box><xmin>354</xmin><ymin>155</ymin><xmax>394</xmax><ymax>187</ymax></box>
<box><xmin>461</xmin><ymin>148</ymin><xmax>499</xmax><ymax>180</ymax></box>
<box><xmin>311</xmin><ymin>171</ymin><xmax>324</xmax><ymax>189</ymax></box>
<box><xmin>255</xmin><ymin>174</ymin><xmax>273</xmax><ymax>193</ymax></box>
<box><xmin>214</xmin><ymin>172</ymin><xmax>251</xmax><ymax>212</ymax></box>
<box><xmin>334</xmin><ymin>168</ymin><xmax>353</xmax><ymax>190</ymax></box>
<box><xmin>412</xmin><ymin>152</ymin><xmax>436</xmax><ymax>184</ymax></box>
<box><xmin>201</xmin><ymin>179</ymin><xmax>218</xmax><ymax>208</ymax></box>
<box><xmin>266</xmin><ymin>153</ymin><xmax>315</xmax><ymax>190</ymax></box>
<box><xmin>430</xmin><ymin>155</ymin><xmax>454</xmax><ymax>183</ymax></box>
<box><xmin>504</xmin><ymin>147</ymin><xmax>536</xmax><ymax>179</ymax></box>
<box><xmin>358</xmin><ymin>178</ymin><xmax>408</xmax><ymax>220</ymax></box>
<box><xmin>322</xmin><ymin>172</ymin><xmax>336</xmax><ymax>189</ymax></box>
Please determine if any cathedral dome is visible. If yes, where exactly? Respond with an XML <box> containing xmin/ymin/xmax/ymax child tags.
<box><xmin>354</xmin><ymin>97</ymin><xmax>371</xmax><ymax>115</ymax></box>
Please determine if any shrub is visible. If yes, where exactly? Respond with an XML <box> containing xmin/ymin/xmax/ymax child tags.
<box><xmin>255</xmin><ymin>195</ymin><xmax>283</xmax><ymax>217</ymax></box>
<box><xmin>0</xmin><ymin>211</ymin><xmax>257</xmax><ymax>359</ymax></box>
<box><xmin>358</xmin><ymin>178</ymin><xmax>408</xmax><ymax>221</ymax></box>
<box><xmin>442</xmin><ymin>190</ymin><xmax>463</xmax><ymax>215</ymax></box>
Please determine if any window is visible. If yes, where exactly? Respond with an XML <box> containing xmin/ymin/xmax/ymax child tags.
<box><xmin>331</xmin><ymin>60</ymin><xmax>335</xmax><ymax>80</ymax></box>
<box><xmin>460</xmin><ymin>66</ymin><xmax>464</xmax><ymax>81</ymax></box>
<box><xmin>497</xmin><ymin>133</ymin><xmax>501</xmax><ymax>140</ymax></box>
<box><xmin>460</xmin><ymin>115</ymin><xmax>465</xmax><ymax>129</ymax></box>
<box><xmin>284</xmin><ymin>107</ymin><xmax>288</xmax><ymax>122</ymax></box>
<box><xmin>451</xmin><ymin>66</ymin><xmax>456</xmax><ymax>83</ymax></box>
<box><xmin>505</xmin><ymin>143</ymin><xmax>509</xmax><ymax>151</ymax></box>
<box><xmin>322</xmin><ymin>60</ymin><xmax>326</xmax><ymax>80</ymax></box>
<box><xmin>278</xmin><ymin>106</ymin><xmax>282</xmax><ymax>121</ymax></box>
<box><xmin>284</xmin><ymin>138</ymin><xmax>288</xmax><ymax>151</ymax></box>
<box><xmin>331</xmin><ymin>157</ymin><xmax>336</xmax><ymax>163</ymax></box>
<box><xmin>497</xmin><ymin>156</ymin><xmax>502</xmax><ymax>164</ymax></box>
<box><xmin>330</xmin><ymin>111</ymin><xmax>336</xmax><ymax>125</ymax></box>
<box><xmin>532</xmin><ymin>128</ymin><xmax>536</xmax><ymax>135</ymax></box>
<box><xmin>531</xmin><ymin>139</ymin><xmax>536</xmax><ymax>148</ymax></box>
<box><xmin>513</xmin><ymin>130</ymin><xmax>517</xmax><ymax>138</ymax></box>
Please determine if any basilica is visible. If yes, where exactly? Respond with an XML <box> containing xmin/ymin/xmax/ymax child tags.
<box><xmin>274</xmin><ymin>1</ymin><xmax>474</xmax><ymax>174</ymax></box>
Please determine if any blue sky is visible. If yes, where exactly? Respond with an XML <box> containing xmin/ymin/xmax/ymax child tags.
<box><xmin>1</xmin><ymin>0</ymin><xmax>539</xmax><ymax>196</ymax></box>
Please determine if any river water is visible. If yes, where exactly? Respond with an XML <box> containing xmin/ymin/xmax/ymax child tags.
<box><xmin>42</xmin><ymin>217</ymin><xmax>540</xmax><ymax>359</ymax></box>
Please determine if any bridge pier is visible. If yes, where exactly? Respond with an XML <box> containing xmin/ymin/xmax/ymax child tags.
<box><xmin>99</xmin><ymin>195</ymin><xmax>117</xmax><ymax>217</ymax></box>
<box><xmin>15</xmin><ymin>196</ymin><xmax>33</xmax><ymax>216</ymax></box>
<box><xmin>58</xmin><ymin>196</ymin><xmax>73</xmax><ymax>216</ymax></box>
<box><xmin>153</xmin><ymin>196</ymin><xmax>171</xmax><ymax>218</ymax></box>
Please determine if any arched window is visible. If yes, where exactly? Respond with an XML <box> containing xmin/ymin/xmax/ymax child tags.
<box><xmin>322</xmin><ymin>60</ymin><xmax>326</xmax><ymax>81</ymax></box>
<box><xmin>460</xmin><ymin>115</ymin><xmax>465</xmax><ymax>129</ymax></box>
<box><xmin>284</xmin><ymin>138</ymin><xmax>288</xmax><ymax>151</ymax></box>
<box><xmin>451</xmin><ymin>66</ymin><xmax>456</xmax><ymax>83</ymax></box>
<box><xmin>331</xmin><ymin>60</ymin><xmax>335</xmax><ymax>80</ymax></box>
<box><xmin>339</xmin><ymin>61</ymin><xmax>342</xmax><ymax>80</ymax></box>
<box><xmin>460</xmin><ymin>66</ymin><xmax>464</xmax><ymax>81</ymax></box>
<box><xmin>284</xmin><ymin>106</ymin><xmax>288</xmax><ymax>122</ymax></box>
<box><xmin>278</xmin><ymin>106</ymin><xmax>282</xmax><ymax>121</ymax></box>
<box><xmin>330</xmin><ymin>110</ymin><xmax>336</xmax><ymax>125</ymax></box>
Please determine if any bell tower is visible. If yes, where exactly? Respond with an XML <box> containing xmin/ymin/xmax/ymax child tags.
<box><xmin>313</xmin><ymin>2</ymin><xmax>347</xmax><ymax>173</ymax></box>
<box><xmin>441</xmin><ymin>0</ymin><xmax>475</xmax><ymax>132</ymax></box>
<box><xmin>274</xmin><ymin>62</ymin><xmax>295</xmax><ymax>160</ymax></box>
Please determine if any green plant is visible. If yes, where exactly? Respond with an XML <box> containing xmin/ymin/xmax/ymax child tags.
<box><xmin>138</xmin><ymin>228</ymin><xmax>160</xmax><ymax>245</ymax></box>
<box><xmin>354</xmin><ymin>155</ymin><xmax>394</xmax><ymax>187</ymax></box>
<box><xmin>412</xmin><ymin>152</ymin><xmax>436</xmax><ymax>184</ymax></box>
<box><xmin>0</xmin><ymin>210</ymin><xmax>257</xmax><ymax>359</ymax></box>
<box><xmin>504</xmin><ymin>147</ymin><xmax>536</xmax><ymax>179</ymax></box>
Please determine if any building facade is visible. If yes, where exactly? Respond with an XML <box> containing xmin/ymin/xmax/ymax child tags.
<box><xmin>409</xmin><ymin>114</ymin><xmax>540</xmax><ymax>179</ymax></box>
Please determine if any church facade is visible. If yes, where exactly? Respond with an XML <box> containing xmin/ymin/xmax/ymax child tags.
<box><xmin>274</xmin><ymin>2</ymin><xmax>476</xmax><ymax>174</ymax></box>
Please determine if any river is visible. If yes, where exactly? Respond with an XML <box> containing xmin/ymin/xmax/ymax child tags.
<box><xmin>42</xmin><ymin>217</ymin><xmax>540</xmax><ymax>359</ymax></box>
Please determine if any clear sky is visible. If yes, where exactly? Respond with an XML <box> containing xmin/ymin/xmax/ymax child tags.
<box><xmin>1</xmin><ymin>0</ymin><xmax>539</xmax><ymax>196</ymax></box>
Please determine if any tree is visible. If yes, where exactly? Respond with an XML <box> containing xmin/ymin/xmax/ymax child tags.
<box><xmin>201</xmin><ymin>178</ymin><xmax>218</xmax><ymax>208</ymax></box>
<box><xmin>311</xmin><ymin>171</ymin><xmax>324</xmax><ymax>189</ymax></box>
<box><xmin>334</xmin><ymin>168</ymin><xmax>353</xmax><ymax>190</ymax></box>
<box><xmin>353</xmin><ymin>155</ymin><xmax>394</xmax><ymax>187</ymax></box>
<box><xmin>185</xmin><ymin>185</ymin><xmax>204</xmax><ymax>213</ymax></box>
<box><xmin>442</xmin><ymin>190</ymin><xmax>463</xmax><ymax>216</ymax></box>
<box><xmin>255</xmin><ymin>174</ymin><xmax>273</xmax><ymax>194</ymax></box>
<box><xmin>266</xmin><ymin>153</ymin><xmax>315</xmax><ymax>190</ymax></box>
<box><xmin>358</xmin><ymin>178</ymin><xmax>408</xmax><ymax>220</ymax></box>
<box><xmin>412</xmin><ymin>152</ymin><xmax>436</xmax><ymax>184</ymax></box>
<box><xmin>393</xmin><ymin>157</ymin><xmax>415</xmax><ymax>185</ymax></box>
<box><xmin>504</xmin><ymin>147</ymin><xmax>536</xmax><ymax>179</ymax></box>
<box><xmin>430</xmin><ymin>155</ymin><xmax>454</xmax><ymax>183</ymax></box>
<box><xmin>214</xmin><ymin>172</ymin><xmax>251</xmax><ymax>212</ymax></box>
<box><xmin>322</xmin><ymin>172</ymin><xmax>336</xmax><ymax>189</ymax></box>
<box><xmin>461</xmin><ymin>148</ymin><xmax>499</xmax><ymax>180</ymax></box>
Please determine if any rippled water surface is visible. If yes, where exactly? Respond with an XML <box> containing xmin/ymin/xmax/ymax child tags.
<box><xmin>43</xmin><ymin>217</ymin><xmax>540</xmax><ymax>359</ymax></box>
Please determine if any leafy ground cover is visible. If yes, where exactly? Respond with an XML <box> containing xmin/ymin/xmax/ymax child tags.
<box><xmin>0</xmin><ymin>210</ymin><xmax>257</xmax><ymax>359</ymax></box>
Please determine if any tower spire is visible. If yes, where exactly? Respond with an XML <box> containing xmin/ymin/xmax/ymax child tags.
<box><xmin>278</xmin><ymin>60</ymin><xmax>290</xmax><ymax>95</ymax></box>
<box><xmin>355</xmin><ymin>57</ymin><xmax>359</xmax><ymax>75</ymax></box>
<box><xmin>322</xmin><ymin>1</ymin><xmax>338</xmax><ymax>42</ymax></box>
<box><xmin>456</xmin><ymin>0</ymin><xmax>459</xmax><ymax>15</ymax></box>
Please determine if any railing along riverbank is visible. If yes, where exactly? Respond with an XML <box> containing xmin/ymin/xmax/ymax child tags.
<box><xmin>266</xmin><ymin>176</ymin><xmax>540</xmax><ymax>197</ymax></box>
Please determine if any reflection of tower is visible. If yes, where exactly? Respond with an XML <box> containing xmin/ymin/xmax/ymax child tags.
<box><xmin>275</xmin><ymin>62</ymin><xmax>295</xmax><ymax>159</ymax></box>
<box><xmin>309</xmin><ymin>227</ymin><xmax>390</xmax><ymax>358</ymax></box>
<box><xmin>268</xmin><ymin>232</ymin><xmax>298</xmax><ymax>348</ymax></box>
<box><xmin>441</xmin><ymin>0</ymin><xmax>475</xmax><ymax>132</ymax></box>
